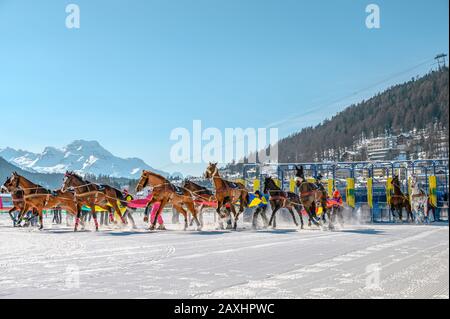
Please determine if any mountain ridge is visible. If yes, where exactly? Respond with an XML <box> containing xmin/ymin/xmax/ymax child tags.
<box><xmin>0</xmin><ymin>140</ymin><xmax>169</xmax><ymax>179</ymax></box>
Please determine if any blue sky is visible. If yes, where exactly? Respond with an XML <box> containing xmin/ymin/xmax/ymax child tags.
<box><xmin>0</xmin><ymin>0</ymin><xmax>448</xmax><ymax>176</ymax></box>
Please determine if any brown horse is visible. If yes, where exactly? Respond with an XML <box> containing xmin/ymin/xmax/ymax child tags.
<box><xmin>204</xmin><ymin>163</ymin><xmax>249</xmax><ymax>230</ymax></box>
<box><xmin>2</xmin><ymin>177</ymin><xmax>36</xmax><ymax>226</ymax></box>
<box><xmin>263</xmin><ymin>176</ymin><xmax>303</xmax><ymax>229</ymax></box>
<box><xmin>7</xmin><ymin>172</ymin><xmax>78</xmax><ymax>230</ymax></box>
<box><xmin>61</xmin><ymin>171</ymin><xmax>127</xmax><ymax>231</ymax></box>
<box><xmin>136</xmin><ymin>170</ymin><xmax>201</xmax><ymax>231</ymax></box>
<box><xmin>183</xmin><ymin>179</ymin><xmax>216</xmax><ymax>227</ymax></box>
<box><xmin>294</xmin><ymin>166</ymin><xmax>322</xmax><ymax>228</ymax></box>
<box><xmin>390</xmin><ymin>175</ymin><xmax>413</xmax><ymax>222</ymax></box>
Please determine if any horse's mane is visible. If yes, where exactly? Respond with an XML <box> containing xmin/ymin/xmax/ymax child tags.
<box><xmin>67</xmin><ymin>171</ymin><xmax>124</xmax><ymax>198</ymax></box>
<box><xmin>295</xmin><ymin>165</ymin><xmax>305</xmax><ymax>178</ymax></box>
<box><xmin>184</xmin><ymin>179</ymin><xmax>213</xmax><ymax>195</ymax></box>
<box><xmin>145</xmin><ymin>170</ymin><xmax>169</xmax><ymax>182</ymax></box>
<box><xmin>67</xmin><ymin>171</ymin><xmax>90</xmax><ymax>184</ymax></box>
<box><xmin>15</xmin><ymin>173</ymin><xmax>43</xmax><ymax>188</ymax></box>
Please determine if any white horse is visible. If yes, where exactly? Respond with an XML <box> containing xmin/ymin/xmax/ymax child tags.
<box><xmin>410</xmin><ymin>176</ymin><xmax>429</xmax><ymax>224</ymax></box>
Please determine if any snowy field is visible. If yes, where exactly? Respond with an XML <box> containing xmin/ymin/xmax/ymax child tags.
<box><xmin>0</xmin><ymin>212</ymin><xmax>448</xmax><ymax>299</ymax></box>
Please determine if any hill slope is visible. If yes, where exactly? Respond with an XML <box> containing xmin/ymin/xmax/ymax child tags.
<box><xmin>0</xmin><ymin>157</ymin><xmax>64</xmax><ymax>189</ymax></box>
<box><xmin>277</xmin><ymin>68</ymin><xmax>448</xmax><ymax>163</ymax></box>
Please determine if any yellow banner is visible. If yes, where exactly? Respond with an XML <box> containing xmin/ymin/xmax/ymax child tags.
<box><xmin>346</xmin><ymin>178</ymin><xmax>355</xmax><ymax>208</ymax></box>
<box><xmin>327</xmin><ymin>179</ymin><xmax>334</xmax><ymax>197</ymax></box>
<box><xmin>253</xmin><ymin>179</ymin><xmax>260</xmax><ymax>192</ymax></box>
<box><xmin>274</xmin><ymin>179</ymin><xmax>281</xmax><ymax>188</ymax></box>
<box><xmin>289</xmin><ymin>179</ymin><xmax>296</xmax><ymax>192</ymax></box>
<box><xmin>386</xmin><ymin>177</ymin><xmax>393</xmax><ymax>204</ymax></box>
<box><xmin>429</xmin><ymin>175</ymin><xmax>437</xmax><ymax>207</ymax></box>
<box><xmin>367</xmin><ymin>177</ymin><xmax>373</xmax><ymax>208</ymax></box>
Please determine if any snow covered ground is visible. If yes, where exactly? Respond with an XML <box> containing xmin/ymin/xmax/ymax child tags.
<box><xmin>0</xmin><ymin>213</ymin><xmax>448</xmax><ymax>299</ymax></box>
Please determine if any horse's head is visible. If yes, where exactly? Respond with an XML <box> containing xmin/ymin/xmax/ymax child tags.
<box><xmin>295</xmin><ymin>165</ymin><xmax>305</xmax><ymax>185</ymax></box>
<box><xmin>136</xmin><ymin>170</ymin><xmax>150</xmax><ymax>193</ymax></box>
<box><xmin>61</xmin><ymin>171</ymin><xmax>78</xmax><ymax>193</ymax></box>
<box><xmin>204</xmin><ymin>162</ymin><xmax>218</xmax><ymax>179</ymax></box>
<box><xmin>8</xmin><ymin>172</ymin><xmax>21</xmax><ymax>190</ymax></box>
<box><xmin>263</xmin><ymin>176</ymin><xmax>277</xmax><ymax>194</ymax></box>
<box><xmin>1</xmin><ymin>177</ymin><xmax>12</xmax><ymax>193</ymax></box>
<box><xmin>392</xmin><ymin>175</ymin><xmax>400</xmax><ymax>187</ymax></box>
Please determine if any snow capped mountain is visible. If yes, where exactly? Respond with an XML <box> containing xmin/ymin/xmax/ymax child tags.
<box><xmin>0</xmin><ymin>147</ymin><xmax>40</xmax><ymax>170</ymax></box>
<box><xmin>0</xmin><ymin>140</ymin><xmax>169</xmax><ymax>179</ymax></box>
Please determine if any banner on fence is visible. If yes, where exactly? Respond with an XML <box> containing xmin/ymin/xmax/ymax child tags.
<box><xmin>429</xmin><ymin>175</ymin><xmax>437</xmax><ymax>207</ymax></box>
<box><xmin>290</xmin><ymin>179</ymin><xmax>296</xmax><ymax>192</ymax></box>
<box><xmin>274</xmin><ymin>179</ymin><xmax>281</xmax><ymax>188</ymax></box>
<box><xmin>386</xmin><ymin>177</ymin><xmax>393</xmax><ymax>205</ymax></box>
<box><xmin>346</xmin><ymin>178</ymin><xmax>355</xmax><ymax>208</ymax></box>
<box><xmin>367</xmin><ymin>177</ymin><xmax>373</xmax><ymax>208</ymax></box>
<box><xmin>253</xmin><ymin>179</ymin><xmax>260</xmax><ymax>192</ymax></box>
<box><xmin>327</xmin><ymin>179</ymin><xmax>334</xmax><ymax>198</ymax></box>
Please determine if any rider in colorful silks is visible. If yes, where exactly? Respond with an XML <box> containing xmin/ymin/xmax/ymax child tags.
<box><xmin>251</xmin><ymin>190</ymin><xmax>270</xmax><ymax>229</ymax></box>
<box><xmin>331</xmin><ymin>190</ymin><xmax>344</xmax><ymax>207</ymax></box>
<box><xmin>123</xmin><ymin>189</ymin><xmax>137</xmax><ymax>228</ymax></box>
<box><xmin>314</xmin><ymin>174</ymin><xmax>328</xmax><ymax>221</ymax></box>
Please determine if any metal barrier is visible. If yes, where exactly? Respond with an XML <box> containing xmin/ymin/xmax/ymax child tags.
<box><xmin>243</xmin><ymin>159</ymin><xmax>449</xmax><ymax>223</ymax></box>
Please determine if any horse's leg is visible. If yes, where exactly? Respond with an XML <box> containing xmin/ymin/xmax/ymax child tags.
<box><xmin>268</xmin><ymin>202</ymin><xmax>280</xmax><ymax>228</ymax></box>
<box><xmin>7</xmin><ymin>208</ymin><xmax>17</xmax><ymax>225</ymax></box>
<box><xmin>38</xmin><ymin>208</ymin><xmax>44</xmax><ymax>230</ymax></box>
<box><xmin>327</xmin><ymin>207</ymin><xmax>335</xmax><ymax>230</ymax></box>
<box><xmin>174</xmin><ymin>204</ymin><xmax>189</xmax><ymax>231</ymax></box>
<box><xmin>294</xmin><ymin>205</ymin><xmax>304</xmax><ymax>229</ymax></box>
<box><xmin>260</xmin><ymin>206</ymin><xmax>269</xmax><ymax>228</ymax></box>
<box><xmin>74</xmin><ymin>203</ymin><xmax>82</xmax><ymax>232</ymax></box>
<box><xmin>127</xmin><ymin>209</ymin><xmax>137</xmax><ymax>229</ymax></box>
<box><xmin>287</xmin><ymin>207</ymin><xmax>299</xmax><ymax>227</ymax></box>
<box><xmin>199</xmin><ymin>205</ymin><xmax>204</xmax><ymax>227</ymax></box>
<box><xmin>252</xmin><ymin>207</ymin><xmax>260</xmax><ymax>229</ymax></box>
<box><xmin>111</xmin><ymin>201</ymin><xmax>127</xmax><ymax>225</ymax></box>
<box><xmin>229</xmin><ymin>203</ymin><xmax>239</xmax><ymax>230</ymax></box>
<box><xmin>16</xmin><ymin>204</ymin><xmax>29</xmax><ymax>227</ymax></box>
<box><xmin>308</xmin><ymin>202</ymin><xmax>321</xmax><ymax>227</ymax></box>
<box><xmin>189</xmin><ymin>206</ymin><xmax>196</xmax><ymax>227</ymax></box>
<box><xmin>90</xmin><ymin>205</ymin><xmax>99</xmax><ymax>232</ymax></box>
<box><xmin>185</xmin><ymin>201</ymin><xmax>201</xmax><ymax>231</ymax></box>
<box><xmin>225</xmin><ymin>206</ymin><xmax>233</xmax><ymax>229</ymax></box>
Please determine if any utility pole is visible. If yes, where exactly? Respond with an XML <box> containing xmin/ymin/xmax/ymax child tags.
<box><xmin>435</xmin><ymin>54</ymin><xmax>447</xmax><ymax>70</ymax></box>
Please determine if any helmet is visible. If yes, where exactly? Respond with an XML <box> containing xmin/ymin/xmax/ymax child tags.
<box><xmin>333</xmin><ymin>190</ymin><xmax>341</xmax><ymax>198</ymax></box>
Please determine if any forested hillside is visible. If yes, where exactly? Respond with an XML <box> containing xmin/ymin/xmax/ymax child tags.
<box><xmin>225</xmin><ymin>67</ymin><xmax>449</xmax><ymax>174</ymax></box>
<box><xmin>278</xmin><ymin>68</ymin><xmax>448</xmax><ymax>163</ymax></box>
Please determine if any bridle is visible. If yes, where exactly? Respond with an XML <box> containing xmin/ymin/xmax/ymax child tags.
<box><xmin>137</xmin><ymin>173</ymin><xmax>149</xmax><ymax>191</ymax></box>
<box><xmin>205</xmin><ymin>165</ymin><xmax>219</xmax><ymax>180</ymax></box>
